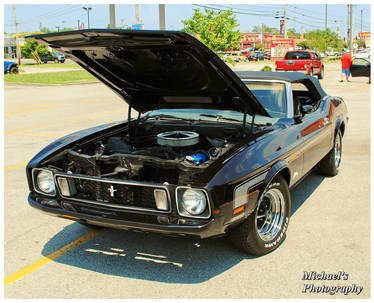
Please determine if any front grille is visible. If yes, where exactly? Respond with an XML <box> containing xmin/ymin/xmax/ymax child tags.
<box><xmin>56</xmin><ymin>175</ymin><xmax>169</xmax><ymax>212</ymax></box>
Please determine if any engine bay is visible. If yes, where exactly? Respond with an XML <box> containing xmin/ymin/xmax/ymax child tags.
<box><xmin>48</xmin><ymin>119</ymin><xmax>255</xmax><ymax>185</ymax></box>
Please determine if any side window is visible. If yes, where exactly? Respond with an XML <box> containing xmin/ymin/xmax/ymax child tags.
<box><xmin>353</xmin><ymin>58</ymin><xmax>370</xmax><ymax>66</ymax></box>
<box><xmin>292</xmin><ymin>82</ymin><xmax>319</xmax><ymax>115</ymax></box>
<box><xmin>245</xmin><ymin>81</ymin><xmax>288</xmax><ymax>118</ymax></box>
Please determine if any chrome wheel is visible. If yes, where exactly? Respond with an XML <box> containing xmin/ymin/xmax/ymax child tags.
<box><xmin>255</xmin><ymin>188</ymin><xmax>286</xmax><ymax>241</ymax></box>
<box><xmin>334</xmin><ymin>132</ymin><xmax>342</xmax><ymax>168</ymax></box>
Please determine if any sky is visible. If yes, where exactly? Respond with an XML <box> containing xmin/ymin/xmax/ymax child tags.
<box><xmin>3</xmin><ymin>2</ymin><xmax>372</xmax><ymax>39</ymax></box>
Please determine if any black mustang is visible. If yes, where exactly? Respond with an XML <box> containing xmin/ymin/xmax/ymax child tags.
<box><xmin>26</xmin><ymin>30</ymin><xmax>348</xmax><ymax>256</ymax></box>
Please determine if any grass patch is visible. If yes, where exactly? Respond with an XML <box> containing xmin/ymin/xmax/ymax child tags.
<box><xmin>4</xmin><ymin>70</ymin><xmax>98</xmax><ymax>84</ymax></box>
<box><xmin>22</xmin><ymin>62</ymin><xmax>81</xmax><ymax>69</ymax></box>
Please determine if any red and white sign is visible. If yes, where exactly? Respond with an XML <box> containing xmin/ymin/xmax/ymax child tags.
<box><xmin>271</xmin><ymin>39</ymin><xmax>294</xmax><ymax>48</ymax></box>
<box><xmin>358</xmin><ymin>32</ymin><xmax>371</xmax><ymax>38</ymax></box>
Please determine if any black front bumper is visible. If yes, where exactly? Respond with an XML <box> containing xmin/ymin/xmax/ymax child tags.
<box><xmin>28</xmin><ymin>193</ymin><xmax>227</xmax><ymax>239</ymax></box>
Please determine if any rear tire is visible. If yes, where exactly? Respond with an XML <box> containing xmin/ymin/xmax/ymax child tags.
<box><xmin>318</xmin><ymin>67</ymin><xmax>324</xmax><ymax>79</ymax></box>
<box><xmin>228</xmin><ymin>175</ymin><xmax>291</xmax><ymax>255</ymax></box>
<box><xmin>318</xmin><ymin>129</ymin><xmax>342</xmax><ymax>176</ymax></box>
<box><xmin>9</xmin><ymin>66</ymin><xmax>18</xmax><ymax>74</ymax></box>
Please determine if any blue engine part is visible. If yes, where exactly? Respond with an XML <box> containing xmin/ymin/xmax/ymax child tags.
<box><xmin>185</xmin><ymin>152</ymin><xmax>209</xmax><ymax>165</ymax></box>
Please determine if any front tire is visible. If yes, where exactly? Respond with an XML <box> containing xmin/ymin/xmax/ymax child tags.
<box><xmin>318</xmin><ymin>129</ymin><xmax>342</xmax><ymax>176</ymax></box>
<box><xmin>228</xmin><ymin>175</ymin><xmax>291</xmax><ymax>255</ymax></box>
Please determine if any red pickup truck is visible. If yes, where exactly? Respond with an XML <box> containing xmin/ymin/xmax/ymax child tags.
<box><xmin>275</xmin><ymin>50</ymin><xmax>324</xmax><ymax>79</ymax></box>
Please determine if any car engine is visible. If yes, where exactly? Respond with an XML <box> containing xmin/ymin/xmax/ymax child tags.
<box><xmin>47</xmin><ymin>119</ymin><xmax>251</xmax><ymax>184</ymax></box>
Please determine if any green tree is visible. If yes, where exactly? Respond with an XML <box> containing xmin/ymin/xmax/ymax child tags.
<box><xmin>40</xmin><ymin>26</ymin><xmax>52</xmax><ymax>33</ymax></box>
<box><xmin>251</xmin><ymin>24</ymin><xmax>278</xmax><ymax>33</ymax></box>
<box><xmin>21</xmin><ymin>38</ymin><xmax>49</xmax><ymax>58</ymax></box>
<box><xmin>297</xmin><ymin>40</ymin><xmax>309</xmax><ymax>49</ymax></box>
<box><xmin>304</xmin><ymin>29</ymin><xmax>344</xmax><ymax>52</ymax></box>
<box><xmin>182</xmin><ymin>8</ymin><xmax>241</xmax><ymax>52</ymax></box>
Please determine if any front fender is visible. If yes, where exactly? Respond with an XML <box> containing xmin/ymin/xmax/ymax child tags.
<box><xmin>27</xmin><ymin>120</ymin><xmax>124</xmax><ymax>168</ymax></box>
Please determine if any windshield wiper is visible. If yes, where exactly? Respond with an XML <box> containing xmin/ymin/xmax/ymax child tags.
<box><xmin>199</xmin><ymin>113</ymin><xmax>241</xmax><ymax>123</ymax></box>
<box><xmin>144</xmin><ymin>113</ymin><xmax>197</xmax><ymax>122</ymax></box>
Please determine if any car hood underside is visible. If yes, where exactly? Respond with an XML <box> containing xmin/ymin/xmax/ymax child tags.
<box><xmin>29</xmin><ymin>29</ymin><xmax>269</xmax><ymax>116</ymax></box>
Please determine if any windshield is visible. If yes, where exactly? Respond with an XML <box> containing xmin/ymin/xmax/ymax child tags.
<box><xmin>145</xmin><ymin>108</ymin><xmax>277</xmax><ymax>125</ymax></box>
<box><xmin>244</xmin><ymin>81</ymin><xmax>288</xmax><ymax>118</ymax></box>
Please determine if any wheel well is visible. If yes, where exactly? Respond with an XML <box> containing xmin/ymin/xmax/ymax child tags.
<box><xmin>278</xmin><ymin>168</ymin><xmax>291</xmax><ymax>185</ymax></box>
<box><xmin>339</xmin><ymin>121</ymin><xmax>345</xmax><ymax>136</ymax></box>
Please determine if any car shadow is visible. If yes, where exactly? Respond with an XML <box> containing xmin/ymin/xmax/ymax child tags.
<box><xmin>41</xmin><ymin>171</ymin><xmax>325</xmax><ymax>283</ymax></box>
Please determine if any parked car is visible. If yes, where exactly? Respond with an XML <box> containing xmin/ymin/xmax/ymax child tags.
<box><xmin>40</xmin><ymin>52</ymin><xmax>65</xmax><ymax>63</ymax></box>
<box><xmin>27</xmin><ymin>30</ymin><xmax>348</xmax><ymax>256</ymax></box>
<box><xmin>240</xmin><ymin>50</ymin><xmax>251</xmax><ymax>59</ymax></box>
<box><xmin>351</xmin><ymin>58</ymin><xmax>371</xmax><ymax>83</ymax></box>
<box><xmin>4</xmin><ymin>60</ymin><xmax>19</xmax><ymax>74</ymax></box>
<box><xmin>275</xmin><ymin>50</ymin><xmax>324</xmax><ymax>79</ymax></box>
<box><xmin>255</xmin><ymin>51</ymin><xmax>271</xmax><ymax>60</ymax></box>
<box><xmin>227</xmin><ymin>52</ymin><xmax>247</xmax><ymax>63</ymax></box>
<box><xmin>354</xmin><ymin>49</ymin><xmax>371</xmax><ymax>60</ymax></box>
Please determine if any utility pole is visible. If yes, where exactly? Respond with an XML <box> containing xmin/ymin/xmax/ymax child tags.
<box><xmin>77</xmin><ymin>19</ymin><xmax>80</xmax><ymax>30</ymax></box>
<box><xmin>82</xmin><ymin>6</ymin><xmax>92</xmax><ymax>29</ymax></box>
<box><xmin>121</xmin><ymin>18</ymin><xmax>125</xmax><ymax>29</ymax></box>
<box><xmin>12</xmin><ymin>5</ymin><xmax>21</xmax><ymax>65</ymax></box>
<box><xmin>56</xmin><ymin>26</ymin><xmax>60</xmax><ymax>32</ymax></box>
<box><xmin>159</xmin><ymin>4</ymin><xmax>165</xmax><ymax>30</ymax></box>
<box><xmin>109</xmin><ymin>4</ymin><xmax>116</xmax><ymax>28</ymax></box>
<box><xmin>360</xmin><ymin>9</ymin><xmax>363</xmax><ymax>33</ymax></box>
<box><xmin>349</xmin><ymin>4</ymin><xmax>353</xmax><ymax>53</ymax></box>
<box><xmin>135</xmin><ymin>4</ymin><xmax>140</xmax><ymax>24</ymax></box>
<box><xmin>347</xmin><ymin>4</ymin><xmax>350</xmax><ymax>43</ymax></box>
<box><xmin>325</xmin><ymin>4</ymin><xmax>327</xmax><ymax>31</ymax></box>
<box><xmin>284</xmin><ymin>5</ymin><xmax>287</xmax><ymax>39</ymax></box>
<box><xmin>39</xmin><ymin>22</ymin><xmax>42</xmax><ymax>32</ymax></box>
<box><xmin>260</xmin><ymin>23</ymin><xmax>264</xmax><ymax>44</ymax></box>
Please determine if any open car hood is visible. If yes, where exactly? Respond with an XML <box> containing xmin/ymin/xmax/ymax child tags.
<box><xmin>29</xmin><ymin>29</ymin><xmax>269</xmax><ymax>116</ymax></box>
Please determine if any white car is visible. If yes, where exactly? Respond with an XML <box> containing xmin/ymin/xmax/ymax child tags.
<box><xmin>354</xmin><ymin>49</ymin><xmax>371</xmax><ymax>60</ymax></box>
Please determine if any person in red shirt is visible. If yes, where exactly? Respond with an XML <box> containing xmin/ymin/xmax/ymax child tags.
<box><xmin>340</xmin><ymin>50</ymin><xmax>353</xmax><ymax>82</ymax></box>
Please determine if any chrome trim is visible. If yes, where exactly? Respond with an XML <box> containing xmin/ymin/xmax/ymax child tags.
<box><xmin>175</xmin><ymin>186</ymin><xmax>211</xmax><ymax>219</ymax></box>
<box><xmin>54</xmin><ymin>173</ymin><xmax>172</xmax><ymax>214</ymax></box>
<box><xmin>32</xmin><ymin>168</ymin><xmax>56</xmax><ymax>197</ymax></box>
<box><xmin>242</xmin><ymin>79</ymin><xmax>294</xmax><ymax>118</ymax></box>
<box><xmin>255</xmin><ymin>187</ymin><xmax>286</xmax><ymax>241</ymax></box>
<box><xmin>233</xmin><ymin>170</ymin><xmax>268</xmax><ymax>209</ymax></box>
<box><xmin>153</xmin><ymin>189</ymin><xmax>169</xmax><ymax>211</ymax></box>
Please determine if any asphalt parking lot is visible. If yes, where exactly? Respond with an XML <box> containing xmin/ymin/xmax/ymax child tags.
<box><xmin>4</xmin><ymin>62</ymin><xmax>371</xmax><ymax>298</ymax></box>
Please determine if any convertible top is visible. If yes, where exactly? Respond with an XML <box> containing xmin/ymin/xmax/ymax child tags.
<box><xmin>235</xmin><ymin>71</ymin><xmax>327</xmax><ymax>98</ymax></box>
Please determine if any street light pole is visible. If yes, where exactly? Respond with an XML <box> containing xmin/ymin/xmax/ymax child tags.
<box><xmin>284</xmin><ymin>5</ymin><xmax>287</xmax><ymax>39</ymax></box>
<box><xmin>82</xmin><ymin>6</ymin><xmax>92</xmax><ymax>29</ymax></box>
<box><xmin>12</xmin><ymin>4</ymin><xmax>21</xmax><ymax>66</ymax></box>
<box><xmin>109</xmin><ymin>4</ymin><xmax>116</xmax><ymax>29</ymax></box>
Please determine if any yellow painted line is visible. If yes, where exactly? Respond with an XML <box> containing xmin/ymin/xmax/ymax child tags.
<box><xmin>4</xmin><ymin>162</ymin><xmax>28</xmax><ymax>171</ymax></box>
<box><xmin>355</xmin><ymin>83</ymin><xmax>370</xmax><ymax>94</ymax></box>
<box><xmin>5</xmin><ymin>104</ymin><xmax>60</xmax><ymax>117</ymax></box>
<box><xmin>4</xmin><ymin>229</ymin><xmax>101</xmax><ymax>286</ymax></box>
<box><xmin>5</xmin><ymin>109</ymin><xmax>122</xmax><ymax>135</ymax></box>
<box><xmin>4</xmin><ymin>104</ymin><xmax>36</xmax><ymax>116</ymax></box>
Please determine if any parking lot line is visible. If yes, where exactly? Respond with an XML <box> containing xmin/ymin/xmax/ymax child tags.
<box><xmin>5</xmin><ymin>104</ymin><xmax>60</xmax><ymax>117</ymax></box>
<box><xmin>5</xmin><ymin>109</ymin><xmax>123</xmax><ymax>135</ymax></box>
<box><xmin>4</xmin><ymin>229</ymin><xmax>101</xmax><ymax>286</ymax></box>
<box><xmin>4</xmin><ymin>162</ymin><xmax>28</xmax><ymax>171</ymax></box>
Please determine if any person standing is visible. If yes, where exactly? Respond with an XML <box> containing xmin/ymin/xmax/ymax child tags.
<box><xmin>340</xmin><ymin>50</ymin><xmax>353</xmax><ymax>82</ymax></box>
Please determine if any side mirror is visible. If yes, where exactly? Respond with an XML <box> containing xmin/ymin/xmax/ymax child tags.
<box><xmin>301</xmin><ymin>105</ymin><xmax>314</xmax><ymax>115</ymax></box>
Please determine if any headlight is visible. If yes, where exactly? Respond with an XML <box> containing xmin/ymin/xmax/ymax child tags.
<box><xmin>181</xmin><ymin>189</ymin><xmax>207</xmax><ymax>216</ymax></box>
<box><xmin>35</xmin><ymin>169</ymin><xmax>56</xmax><ymax>196</ymax></box>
